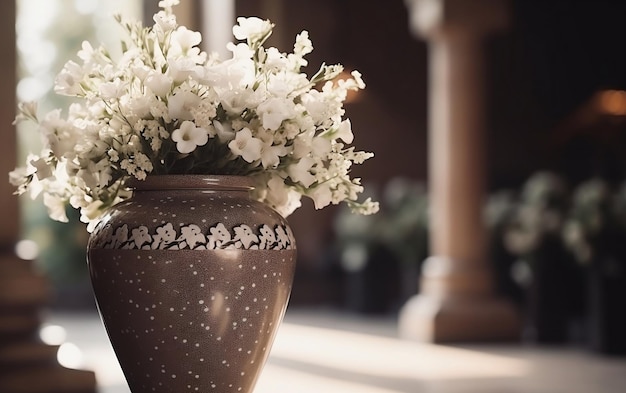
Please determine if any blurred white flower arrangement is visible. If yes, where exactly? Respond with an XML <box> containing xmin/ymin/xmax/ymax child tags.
<box><xmin>10</xmin><ymin>0</ymin><xmax>378</xmax><ymax>231</ymax></box>
<box><xmin>503</xmin><ymin>172</ymin><xmax>568</xmax><ymax>256</ymax></box>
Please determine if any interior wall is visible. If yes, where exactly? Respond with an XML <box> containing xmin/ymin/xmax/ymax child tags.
<box><xmin>236</xmin><ymin>0</ymin><xmax>427</xmax><ymax>277</ymax></box>
<box><xmin>233</xmin><ymin>0</ymin><xmax>626</xmax><ymax>306</ymax></box>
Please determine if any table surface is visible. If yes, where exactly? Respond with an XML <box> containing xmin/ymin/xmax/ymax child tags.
<box><xmin>44</xmin><ymin>308</ymin><xmax>626</xmax><ymax>393</ymax></box>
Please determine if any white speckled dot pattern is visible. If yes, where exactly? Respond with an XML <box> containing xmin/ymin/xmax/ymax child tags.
<box><xmin>87</xmin><ymin>176</ymin><xmax>296</xmax><ymax>393</ymax></box>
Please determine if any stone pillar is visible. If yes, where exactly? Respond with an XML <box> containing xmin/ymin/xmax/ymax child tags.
<box><xmin>202</xmin><ymin>0</ymin><xmax>236</xmax><ymax>59</ymax></box>
<box><xmin>0</xmin><ymin>1</ymin><xmax>96</xmax><ymax>391</ymax></box>
<box><xmin>399</xmin><ymin>0</ymin><xmax>520</xmax><ymax>342</ymax></box>
<box><xmin>0</xmin><ymin>4</ymin><xmax>19</xmax><ymax>244</ymax></box>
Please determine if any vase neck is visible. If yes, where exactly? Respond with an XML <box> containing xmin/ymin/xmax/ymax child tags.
<box><xmin>129</xmin><ymin>175</ymin><xmax>254</xmax><ymax>192</ymax></box>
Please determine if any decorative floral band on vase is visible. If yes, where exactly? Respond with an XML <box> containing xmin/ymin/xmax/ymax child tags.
<box><xmin>92</xmin><ymin>222</ymin><xmax>296</xmax><ymax>250</ymax></box>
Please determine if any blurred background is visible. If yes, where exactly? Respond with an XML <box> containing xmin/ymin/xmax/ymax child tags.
<box><xmin>1</xmin><ymin>0</ymin><xmax>626</xmax><ymax>392</ymax></box>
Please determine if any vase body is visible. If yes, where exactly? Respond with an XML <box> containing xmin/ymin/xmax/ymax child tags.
<box><xmin>87</xmin><ymin>175</ymin><xmax>297</xmax><ymax>393</ymax></box>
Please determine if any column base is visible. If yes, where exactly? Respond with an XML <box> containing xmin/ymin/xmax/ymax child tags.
<box><xmin>398</xmin><ymin>293</ymin><xmax>521</xmax><ymax>342</ymax></box>
<box><xmin>0</xmin><ymin>253</ymin><xmax>97</xmax><ymax>393</ymax></box>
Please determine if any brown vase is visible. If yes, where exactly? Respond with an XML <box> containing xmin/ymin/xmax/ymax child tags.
<box><xmin>87</xmin><ymin>175</ymin><xmax>297</xmax><ymax>393</ymax></box>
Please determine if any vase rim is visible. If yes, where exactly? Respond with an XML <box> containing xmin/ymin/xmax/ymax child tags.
<box><xmin>128</xmin><ymin>175</ymin><xmax>255</xmax><ymax>191</ymax></box>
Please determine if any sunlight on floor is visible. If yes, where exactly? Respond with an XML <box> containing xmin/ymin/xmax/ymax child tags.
<box><xmin>49</xmin><ymin>312</ymin><xmax>529</xmax><ymax>393</ymax></box>
<box><xmin>45</xmin><ymin>310</ymin><xmax>626</xmax><ymax>393</ymax></box>
<box><xmin>255</xmin><ymin>323</ymin><xmax>530</xmax><ymax>393</ymax></box>
<box><xmin>258</xmin><ymin>364</ymin><xmax>406</xmax><ymax>393</ymax></box>
<box><xmin>271</xmin><ymin>323</ymin><xmax>529</xmax><ymax>380</ymax></box>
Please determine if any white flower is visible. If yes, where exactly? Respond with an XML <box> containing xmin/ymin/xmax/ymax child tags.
<box><xmin>168</xmin><ymin>89</ymin><xmax>200</xmax><ymax>120</ymax></box>
<box><xmin>351</xmin><ymin>70</ymin><xmax>366</xmax><ymax>89</ymax></box>
<box><xmin>214</xmin><ymin>120</ymin><xmax>235</xmax><ymax>143</ymax></box>
<box><xmin>131</xmin><ymin>64</ymin><xmax>151</xmax><ymax>82</ymax></box>
<box><xmin>128</xmin><ymin>95</ymin><xmax>154</xmax><ymax>119</ymax></box>
<box><xmin>294</xmin><ymin>31</ymin><xmax>313</xmax><ymax>57</ymax></box>
<box><xmin>13</xmin><ymin>101</ymin><xmax>38</xmax><ymax>124</ymax></box>
<box><xmin>145</xmin><ymin>71</ymin><xmax>172</xmax><ymax>97</ymax></box>
<box><xmin>169</xmin><ymin>26</ymin><xmax>202</xmax><ymax>59</ymax></box>
<box><xmin>227</xmin><ymin>42</ymin><xmax>255</xmax><ymax>61</ymax></box>
<box><xmin>190</xmin><ymin>99</ymin><xmax>217</xmax><ymax>128</ymax></box>
<box><xmin>228</xmin><ymin>128</ymin><xmax>263</xmax><ymax>163</ymax></box>
<box><xmin>107</xmin><ymin>149</ymin><xmax>119</xmax><ymax>162</ymax></box>
<box><xmin>158</xmin><ymin>0</ymin><xmax>179</xmax><ymax>9</ymax></box>
<box><xmin>259</xmin><ymin>139</ymin><xmax>289</xmax><ymax>169</ymax></box>
<box><xmin>10</xmin><ymin>4</ymin><xmax>378</xmax><ymax>230</ymax></box>
<box><xmin>9</xmin><ymin>167</ymin><xmax>29</xmax><ymax>192</ymax></box>
<box><xmin>301</xmin><ymin>90</ymin><xmax>330</xmax><ymax>124</ymax></box>
<box><xmin>264</xmin><ymin>47</ymin><xmax>289</xmax><ymax>72</ymax></box>
<box><xmin>77</xmin><ymin>41</ymin><xmax>96</xmax><ymax>62</ymax></box>
<box><xmin>172</xmin><ymin>121</ymin><xmax>208</xmax><ymax>154</ymax></box>
<box><xmin>39</xmin><ymin>110</ymin><xmax>77</xmax><ymax>158</ymax></box>
<box><xmin>54</xmin><ymin>61</ymin><xmax>84</xmax><ymax>96</ymax></box>
<box><xmin>233</xmin><ymin>17</ymin><xmax>273</xmax><ymax>42</ymax></box>
<box><xmin>44</xmin><ymin>193</ymin><xmax>69</xmax><ymax>223</ymax></box>
<box><xmin>354</xmin><ymin>197</ymin><xmax>379</xmax><ymax>215</ymax></box>
<box><xmin>219</xmin><ymin>87</ymin><xmax>261</xmax><ymax>116</ymax></box>
<box><xmin>262</xmin><ymin>175</ymin><xmax>302</xmax><ymax>217</ymax></box>
<box><xmin>310</xmin><ymin>183</ymin><xmax>333</xmax><ymax>210</ymax></box>
<box><xmin>291</xmin><ymin>134</ymin><xmax>314</xmax><ymax>159</ymax></box>
<box><xmin>99</xmin><ymin>78</ymin><xmax>126</xmax><ymax>100</ymax></box>
<box><xmin>153</xmin><ymin>10</ymin><xmax>177</xmax><ymax>32</ymax></box>
<box><xmin>311</xmin><ymin>137</ymin><xmax>332</xmax><ymax>156</ymax></box>
<box><xmin>256</xmin><ymin>97</ymin><xmax>296</xmax><ymax>131</ymax></box>
<box><xmin>287</xmin><ymin>156</ymin><xmax>316</xmax><ymax>188</ymax></box>
<box><xmin>332</xmin><ymin>119</ymin><xmax>354</xmax><ymax>144</ymax></box>
<box><xmin>167</xmin><ymin>56</ymin><xmax>203</xmax><ymax>83</ymax></box>
<box><xmin>80</xmin><ymin>199</ymin><xmax>105</xmax><ymax>231</ymax></box>
<box><xmin>29</xmin><ymin>156</ymin><xmax>53</xmax><ymax>180</ymax></box>
<box><xmin>265</xmin><ymin>72</ymin><xmax>300</xmax><ymax>97</ymax></box>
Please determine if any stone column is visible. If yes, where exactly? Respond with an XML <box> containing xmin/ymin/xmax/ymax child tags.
<box><xmin>399</xmin><ymin>0</ymin><xmax>520</xmax><ymax>342</ymax></box>
<box><xmin>202</xmin><ymin>0</ymin><xmax>236</xmax><ymax>59</ymax></box>
<box><xmin>0</xmin><ymin>1</ymin><xmax>96</xmax><ymax>391</ymax></box>
<box><xmin>0</xmin><ymin>3</ymin><xmax>19</xmax><ymax>244</ymax></box>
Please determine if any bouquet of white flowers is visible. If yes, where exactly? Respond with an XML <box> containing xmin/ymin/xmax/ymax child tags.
<box><xmin>10</xmin><ymin>0</ymin><xmax>378</xmax><ymax>232</ymax></box>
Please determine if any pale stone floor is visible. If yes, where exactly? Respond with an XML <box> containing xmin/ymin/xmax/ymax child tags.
<box><xmin>45</xmin><ymin>308</ymin><xmax>626</xmax><ymax>393</ymax></box>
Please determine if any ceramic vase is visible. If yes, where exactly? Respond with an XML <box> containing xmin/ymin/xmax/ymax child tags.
<box><xmin>87</xmin><ymin>175</ymin><xmax>297</xmax><ymax>393</ymax></box>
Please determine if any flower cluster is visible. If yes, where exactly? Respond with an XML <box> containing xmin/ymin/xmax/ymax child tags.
<box><xmin>562</xmin><ymin>179</ymin><xmax>626</xmax><ymax>264</ymax></box>
<box><xmin>10</xmin><ymin>0</ymin><xmax>378</xmax><ymax>231</ymax></box>
<box><xmin>503</xmin><ymin>172</ymin><xmax>568</xmax><ymax>256</ymax></box>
